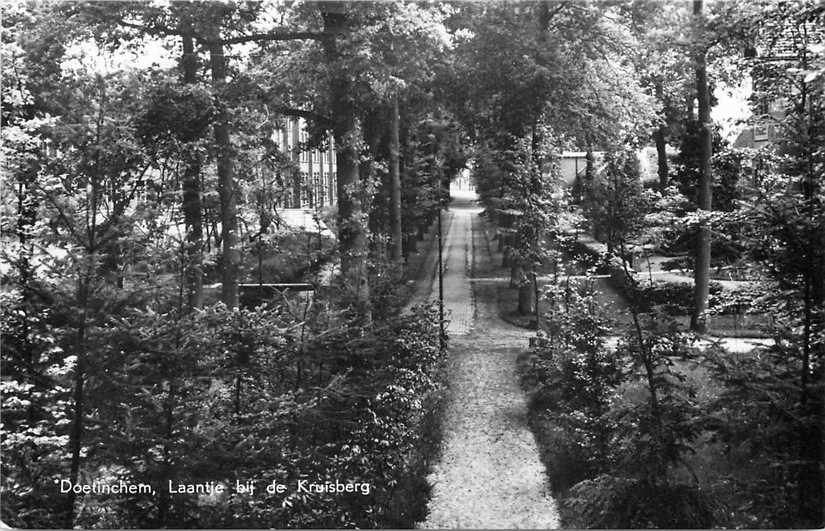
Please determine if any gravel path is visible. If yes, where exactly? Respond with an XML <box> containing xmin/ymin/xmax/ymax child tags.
<box><xmin>418</xmin><ymin>188</ymin><xmax>560</xmax><ymax>529</ymax></box>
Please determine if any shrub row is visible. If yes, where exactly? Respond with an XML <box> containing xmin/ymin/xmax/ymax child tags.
<box><xmin>633</xmin><ymin>280</ymin><xmax>724</xmax><ymax>314</ymax></box>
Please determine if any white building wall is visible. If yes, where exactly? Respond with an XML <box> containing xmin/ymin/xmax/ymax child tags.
<box><xmin>273</xmin><ymin>117</ymin><xmax>337</xmax><ymax>209</ymax></box>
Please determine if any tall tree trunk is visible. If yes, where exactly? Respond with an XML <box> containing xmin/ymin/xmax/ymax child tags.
<box><xmin>337</xmin><ymin>109</ymin><xmax>370</xmax><ymax>311</ymax></box>
<box><xmin>797</xmin><ymin>49</ymin><xmax>824</xmax><ymax>524</ymax></box>
<box><xmin>585</xmin><ymin>144</ymin><xmax>597</xmax><ymax>237</ymax></box>
<box><xmin>518</xmin><ymin>277</ymin><xmax>535</xmax><ymax>316</ymax></box>
<box><xmin>321</xmin><ymin>5</ymin><xmax>370</xmax><ymax>317</ymax></box>
<box><xmin>538</xmin><ymin>0</ymin><xmax>552</xmax><ymax>39</ymax></box>
<box><xmin>65</xmin><ymin>104</ymin><xmax>104</xmax><ymax>526</ymax></box>
<box><xmin>654</xmin><ymin>126</ymin><xmax>668</xmax><ymax>190</ymax></box>
<box><xmin>389</xmin><ymin>94</ymin><xmax>403</xmax><ymax>266</ymax></box>
<box><xmin>691</xmin><ymin>0</ymin><xmax>712</xmax><ymax>333</ymax></box>
<box><xmin>654</xmin><ymin>82</ymin><xmax>669</xmax><ymax>190</ymax></box>
<box><xmin>361</xmin><ymin>108</ymin><xmax>383</xmax><ymax>238</ymax></box>
<box><xmin>520</xmin><ymin>122</ymin><xmax>543</xmax><ymax>320</ymax></box>
<box><xmin>585</xmin><ymin>144</ymin><xmax>595</xmax><ymax>182</ymax></box>
<box><xmin>15</xmin><ymin>164</ymin><xmax>37</xmax><ymax>367</ymax></box>
<box><xmin>65</xmin><ymin>280</ymin><xmax>87</xmax><ymax>529</ymax></box>
<box><xmin>209</xmin><ymin>37</ymin><xmax>239</xmax><ymax>308</ymax></box>
<box><xmin>156</xmin><ymin>381</ymin><xmax>174</xmax><ymax>527</ymax></box>
<box><xmin>181</xmin><ymin>28</ymin><xmax>203</xmax><ymax>310</ymax></box>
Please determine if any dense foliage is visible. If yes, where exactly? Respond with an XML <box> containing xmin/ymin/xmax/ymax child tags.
<box><xmin>516</xmin><ymin>1</ymin><xmax>824</xmax><ymax>527</ymax></box>
<box><xmin>1</xmin><ymin>2</ymin><xmax>454</xmax><ymax>527</ymax></box>
<box><xmin>1</xmin><ymin>292</ymin><xmax>447</xmax><ymax>527</ymax></box>
<box><xmin>2</xmin><ymin>0</ymin><xmax>823</xmax><ymax>528</ymax></box>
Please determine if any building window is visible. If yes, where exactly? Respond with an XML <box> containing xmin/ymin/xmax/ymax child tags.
<box><xmin>768</xmin><ymin>98</ymin><xmax>786</xmax><ymax>115</ymax></box>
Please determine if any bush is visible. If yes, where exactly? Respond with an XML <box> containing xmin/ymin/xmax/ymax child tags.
<box><xmin>630</xmin><ymin>280</ymin><xmax>724</xmax><ymax>315</ymax></box>
<box><xmin>522</xmin><ymin>280</ymin><xmax>621</xmax><ymax>495</ymax></box>
<box><xmin>280</xmin><ymin>302</ymin><xmax>446</xmax><ymax>528</ymax></box>
<box><xmin>660</xmin><ymin>256</ymin><xmax>691</xmax><ymax>271</ymax></box>
<box><xmin>523</xmin><ymin>278</ymin><xmax>717</xmax><ymax>528</ymax></box>
<box><xmin>190</xmin><ymin>301</ymin><xmax>448</xmax><ymax>528</ymax></box>
<box><xmin>1</xmin><ymin>286</ymin><xmax>448</xmax><ymax>529</ymax></box>
<box><xmin>701</xmin><ymin>340</ymin><xmax>825</xmax><ymax>528</ymax></box>
<box><xmin>565</xmin><ymin>475</ymin><xmax>714</xmax><ymax>528</ymax></box>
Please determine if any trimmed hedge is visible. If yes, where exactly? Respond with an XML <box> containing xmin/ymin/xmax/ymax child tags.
<box><xmin>633</xmin><ymin>280</ymin><xmax>724</xmax><ymax>315</ymax></box>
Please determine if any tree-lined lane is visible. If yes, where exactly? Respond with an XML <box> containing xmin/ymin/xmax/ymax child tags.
<box><xmin>420</xmin><ymin>187</ymin><xmax>560</xmax><ymax>529</ymax></box>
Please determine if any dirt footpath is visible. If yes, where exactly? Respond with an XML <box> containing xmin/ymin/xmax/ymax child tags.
<box><xmin>418</xmin><ymin>189</ymin><xmax>560</xmax><ymax>529</ymax></box>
